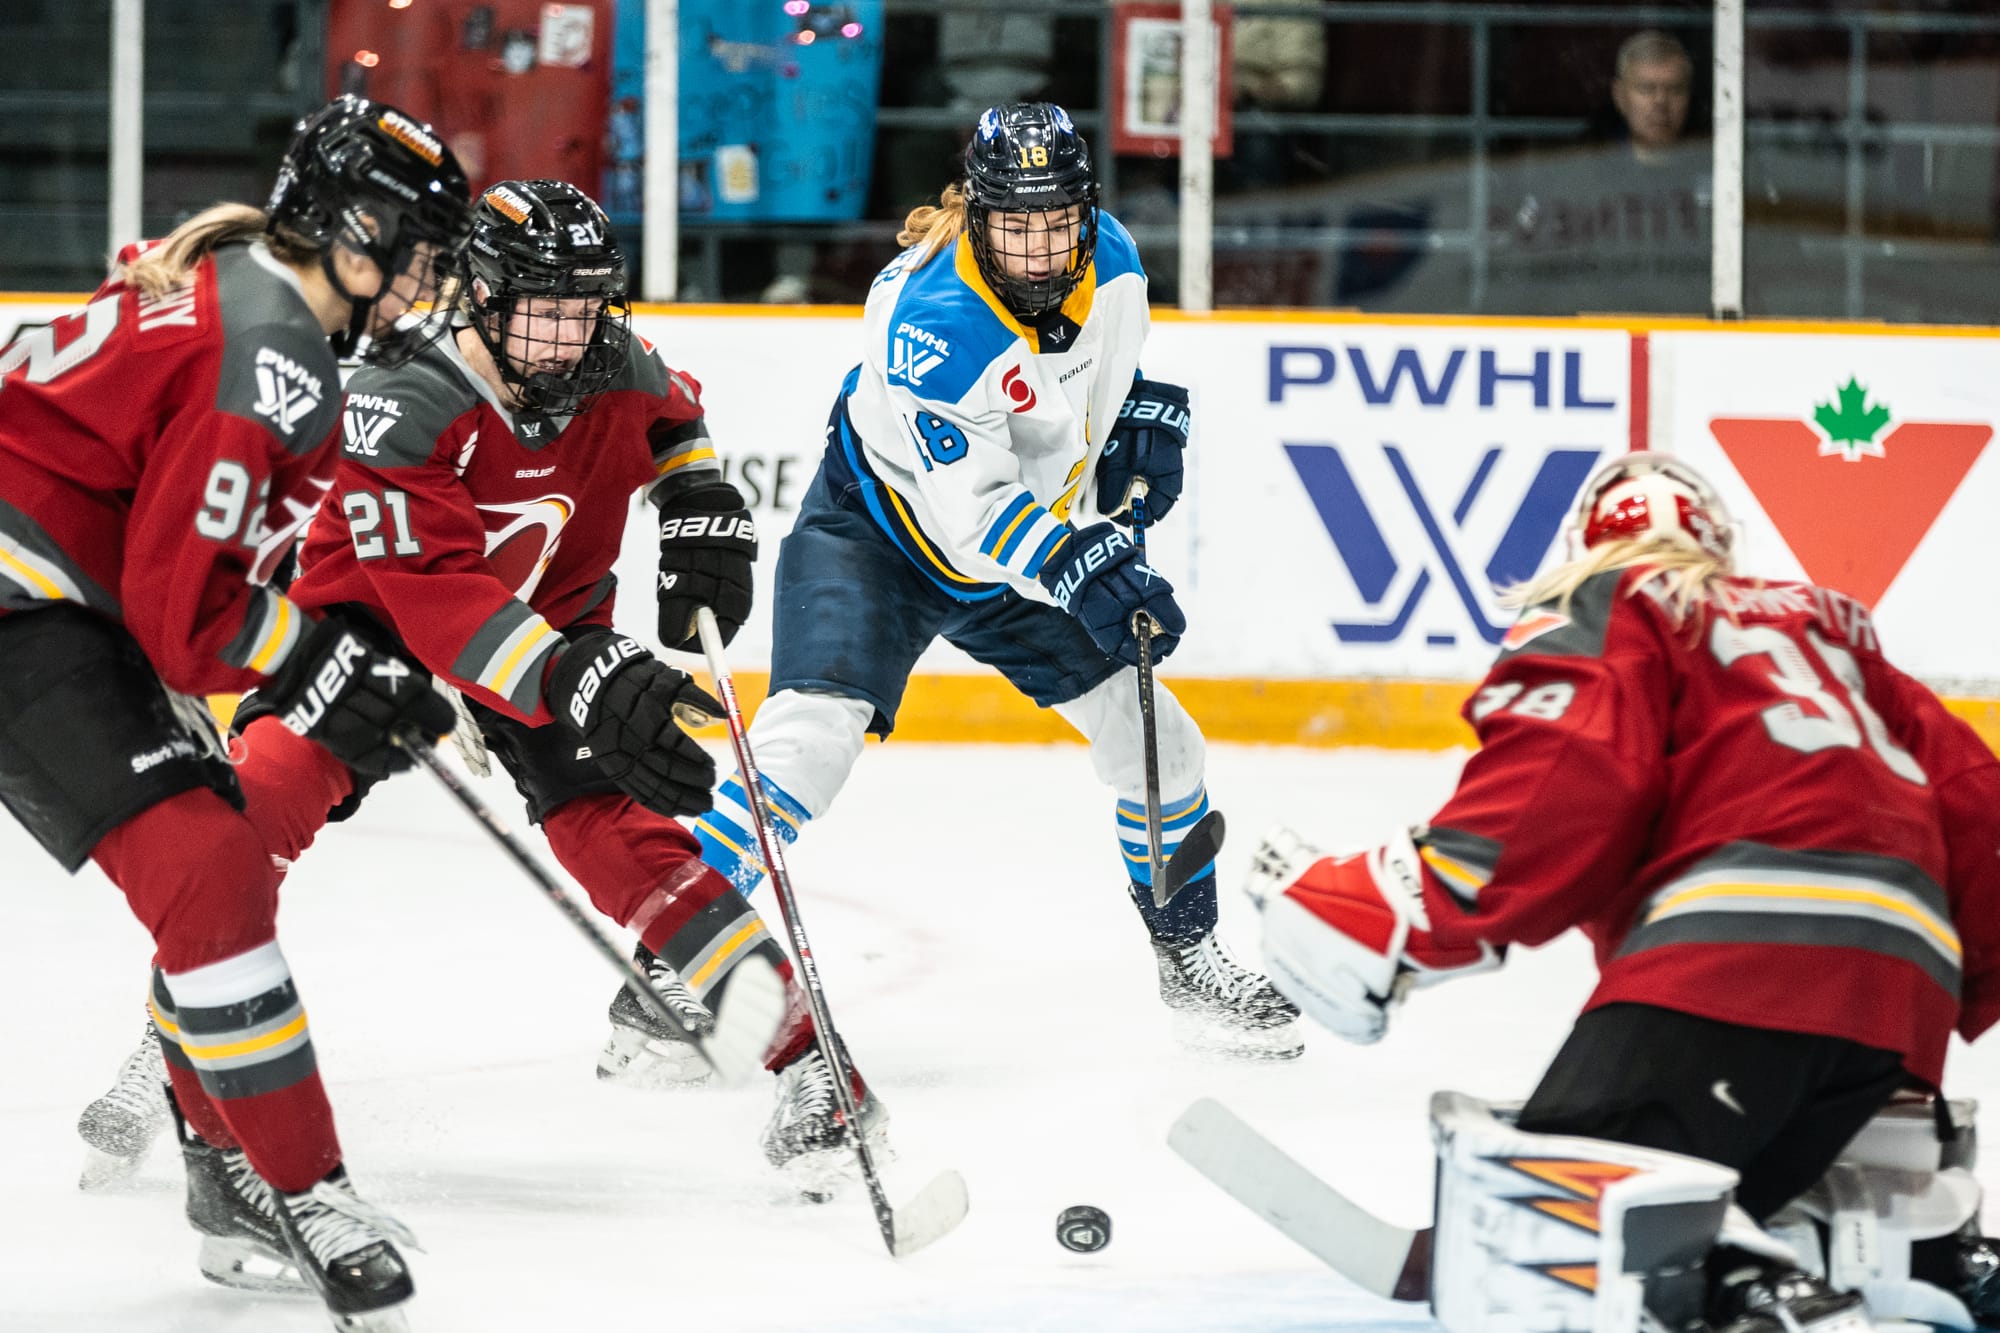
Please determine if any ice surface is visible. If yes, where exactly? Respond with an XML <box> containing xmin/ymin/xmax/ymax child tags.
<box><xmin>6</xmin><ymin>741</ymin><xmax>1998</xmax><ymax>1331</ymax></box>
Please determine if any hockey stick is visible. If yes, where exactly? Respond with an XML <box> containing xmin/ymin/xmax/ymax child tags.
<box><xmin>1128</xmin><ymin>484</ymin><xmax>1171</xmax><ymax>907</ymax></box>
<box><xmin>1127</xmin><ymin>488</ymin><xmax>1223</xmax><ymax>907</ymax></box>
<box><xmin>1168</xmin><ymin>1097</ymin><xmax>1431</xmax><ymax>1302</ymax></box>
<box><xmin>693</xmin><ymin>607</ymin><xmax>969</xmax><ymax>1258</ymax></box>
<box><xmin>395</xmin><ymin>732</ymin><xmax>784</xmax><ymax>1087</ymax></box>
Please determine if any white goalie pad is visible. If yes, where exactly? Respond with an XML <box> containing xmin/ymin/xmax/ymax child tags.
<box><xmin>1429</xmin><ymin>1091</ymin><xmax>1749</xmax><ymax>1333</ymax></box>
<box><xmin>1766</xmin><ymin>1098</ymin><xmax>1983</xmax><ymax>1332</ymax></box>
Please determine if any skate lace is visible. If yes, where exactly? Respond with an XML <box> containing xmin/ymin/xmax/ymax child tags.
<box><xmin>286</xmin><ymin>1180</ymin><xmax>419</xmax><ymax>1264</ymax></box>
<box><xmin>222</xmin><ymin>1150</ymin><xmax>279</xmax><ymax>1219</ymax></box>
<box><xmin>98</xmin><ymin>1028</ymin><xmax>168</xmax><ymax>1118</ymax></box>
<box><xmin>782</xmin><ymin>1053</ymin><xmax>837</xmax><ymax>1122</ymax></box>
<box><xmin>648</xmin><ymin>957</ymin><xmax>712</xmax><ymax>1025</ymax></box>
<box><xmin>1175</xmin><ymin>934</ymin><xmax>1266</xmax><ymax>1003</ymax></box>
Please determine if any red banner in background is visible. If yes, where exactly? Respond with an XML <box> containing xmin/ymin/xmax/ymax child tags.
<box><xmin>326</xmin><ymin>1</ymin><xmax>614</xmax><ymax>194</ymax></box>
<box><xmin>1109</xmin><ymin>3</ymin><xmax>1234</xmax><ymax>159</ymax></box>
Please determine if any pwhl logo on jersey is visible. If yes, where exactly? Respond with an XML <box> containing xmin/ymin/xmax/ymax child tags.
<box><xmin>888</xmin><ymin>323</ymin><xmax>950</xmax><ymax>388</ymax></box>
<box><xmin>1710</xmin><ymin>377</ymin><xmax>1991</xmax><ymax>607</ymax></box>
<box><xmin>478</xmin><ymin>494</ymin><xmax>574</xmax><ymax>601</ymax></box>
<box><xmin>1288</xmin><ymin>445</ymin><xmax>1601</xmax><ymax>645</ymax></box>
<box><xmin>252</xmin><ymin>347</ymin><xmax>325</xmax><ymax>436</ymax></box>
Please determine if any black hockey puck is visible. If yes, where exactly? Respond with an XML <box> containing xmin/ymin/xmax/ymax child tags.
<box><xmin>1056</xmin><ymin>1204</ymin><xmax>1111</xmax><ymax>1253</ymax></box>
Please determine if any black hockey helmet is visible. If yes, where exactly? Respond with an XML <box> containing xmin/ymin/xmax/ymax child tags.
<box><xmin>963</xmin><ymin>102</ymin><xmax>1100</xmax><ymax>320</ymax></box>
<box><xmin>266</xmin><ymin>95</ymin><xmax>473</xmax><ymax>365</ymax></box>
<box><xmin>464</xmin><ymin>179</ymin><xmax>632</xmax><ymax>415</ymax></box>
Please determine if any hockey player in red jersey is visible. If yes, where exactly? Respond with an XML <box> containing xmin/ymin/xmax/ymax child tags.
<box><xmin>1246</xmin><ymin>452</ymin><xmax>2000</xmax><ymax>1332</ymax></box>
<box><xmin>81</xmin><ymin>178</ymin><xmax>872</xmax><ymax>1193</ymax></box>
<box><xmin>0</xmin><ymin>96</ymin><xmax>471</xmax><ymax>1328</ymax></box>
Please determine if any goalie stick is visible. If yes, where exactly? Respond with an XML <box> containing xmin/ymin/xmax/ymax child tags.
<box><xmin>398</xmin><ymin>732</ymin><xmax>785</xmax><ymax>1086</ymax></box>
<box><xmin>694</xmin><ymin>607</ymin><xmax>969</xmax><ymax>1258</ymax></box>
<box><xmin>1168</xmin><ymin>1097</ymin><xmax>1432</xmax><ymax>1302</ymax></box>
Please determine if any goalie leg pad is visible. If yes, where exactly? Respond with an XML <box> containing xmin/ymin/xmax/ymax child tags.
<box><xmin>1766</xmin><ymin>1097</ymin><xmax>1985</xmax><ymax>1331</ymax></box>
<box><xmin>1429</xmin><ymin>1090</ymin><xmax>1746</xmax><ymax>1333</ymax></box>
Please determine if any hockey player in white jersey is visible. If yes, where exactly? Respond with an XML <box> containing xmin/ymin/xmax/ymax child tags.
<box><xmin>673</xmin><ymin>102</ymin><xmax>1301</xmax><ymax>1121</ymax></box>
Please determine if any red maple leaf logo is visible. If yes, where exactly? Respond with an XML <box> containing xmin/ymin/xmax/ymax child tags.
<box><xmin>1710</xmin><ymin>380</ymin><xmax>1989</xmax><ymax>607</ymax></box>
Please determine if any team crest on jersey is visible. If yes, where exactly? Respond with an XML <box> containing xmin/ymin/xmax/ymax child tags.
<box><xmin>477</xmin><ymin>494</ymin><xmax>575</xmax><ymax>600</ymax></box>
<box><xmin>251</xmin><ymin>346</ymin><xmax>325</xmax><ymax>436</ymax></box>
<box><xmin>1501</xmin><ymin>608</ymin><xmax>1570</xmax><ymax>651</ymax></box>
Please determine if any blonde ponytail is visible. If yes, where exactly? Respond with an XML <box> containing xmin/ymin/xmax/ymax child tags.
<box><xmin>1504</xmin><ymin>538</ymin><xmax>1735</xmax><ymax>632</ymax></box>
<box><xmin>896</xmin><ymin>183</ymin><xmax>969</xmax><ymax>269</ymax></box>
<box><xmin>119</xmin><ymin>203</ymin><xmax>321</xmax><ymax>299</ymax></box>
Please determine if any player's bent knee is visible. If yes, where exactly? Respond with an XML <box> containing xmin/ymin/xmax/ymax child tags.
<box><xmin>94</xmin><ymin>788</ymin><xmax>282</xmax><ymax>970</ymax></box>
<box><xmin>742</xmin><ymin>689</ymin><xmax>872</xmax><ymax>817</ymax></box>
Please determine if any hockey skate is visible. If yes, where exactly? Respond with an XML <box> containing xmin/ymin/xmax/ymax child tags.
<box><xmin>274</xmin><ymin>1169</ymin><xmax>418</xmax><ymax>1332</ymax></box>
<box><xmin>1154</xmin><ymin>929</ymin><xmax>1305</xmax><ymax>1060</ymax></box>
<box><xmin>181</xmin><ymin>1126</ymin><xmax>305</xmax><ymax>1295</ymax></box>
<box><xmin>595</xmin><ymin>943</ymin><xmax>717</xmax><ymax>1087</ymax></box>
<box><xmin>77</xmin><ymin>1020</ymin><xmax>171</xmax><ymax>1189</ymax></box>
<box><xmin>761</xmin><ymin>1045</ymin><xmax>890</xmax><ymax>1203</ymax></box>
<box><xmin>1710</xmin><ymin>1260</ymin><xmax>1875</xmax><ymax>1332</ymax></box>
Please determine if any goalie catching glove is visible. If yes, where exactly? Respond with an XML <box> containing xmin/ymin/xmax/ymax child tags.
<box><xmin>546</xmin><ymin>631</ymin><xmax>723</xmax><ymax>818</ymax></box>
<box><xmin>1245</xmin><ymin>828</ymin><xmax>1501</xmax><ymax>1044</ymax></box>
<box><xmin>655</xmin><ymin>481</ymin><xmax>757</xmax><ymax>651</ymax></box>
<box><xmin>262</xmin><ymin>614</ymin><xmax>455</xmax><ymax>776</ymax></box>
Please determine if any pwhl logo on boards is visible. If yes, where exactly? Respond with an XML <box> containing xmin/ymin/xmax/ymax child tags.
<box><xmin>1710</xmin><ymin>377</ymin><xmax>1991</xmax><ymax>607</ymax></box>
<box><xmin>1287</xmin><ymin>445</ymin><xmax>1601</xmax><ymax>646</ymax></box>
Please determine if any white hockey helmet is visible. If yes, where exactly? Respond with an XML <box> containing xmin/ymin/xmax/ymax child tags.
<box><xmin>1572</xmin><ymin>451</ymin><xmax>1736</xmax><ymax>565</ymax></box>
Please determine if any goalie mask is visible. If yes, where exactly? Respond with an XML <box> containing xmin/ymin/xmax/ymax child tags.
<box><xmin>266</xmin><ymin>95</ymin><xmax>473</xmax><ymax>367</ymax></box>
<box><xmin>465</xmin><ymin>179</ymin><xmax>632</xmax><ymax>416</ymax></box>
<box><xmin>963</xmin><ymin>102</ymin><xmax>1100</xmax><ymax>320</ymax></box>
<box><xmin>1573</xmin><ymin>451</ymin><xmax>1736</xmax><ymax>565</ymax></box>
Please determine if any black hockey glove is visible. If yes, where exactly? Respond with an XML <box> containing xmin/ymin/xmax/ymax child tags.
<box><xmin>1037</xmin><ymin>522</ymin><xmax>1185</xmax><ymax>667</ymax></box>
<box><xmin>1096</xmin><ymin>379</ymin><xmax>1190</xmax><ymax>525</ymax></box>
<box><xmin>260</xmin><ymin>615</ymin><xmax>456</xmax><ymax>777</ymax></box>
<box><xmin>546</xmin><ymin>630</ymin><xmax>723</xmax><ymax>819</ymax></box>
<box><xmin>656</xmin><ymin>481</ymin><xmax>757</xmax><ymax>651</ymax></box>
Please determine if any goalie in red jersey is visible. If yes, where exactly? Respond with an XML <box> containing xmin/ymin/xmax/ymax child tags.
<box><xmin>1246</xmin><ymin>453</ymin><xmax>2000</xmax><ymax>1333</ymax></box>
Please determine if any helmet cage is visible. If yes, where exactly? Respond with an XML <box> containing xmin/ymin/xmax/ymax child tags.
<box><xmin>1574</xmin><ymin>452</ymin><xmax>1736</xmax><ymax>563</ymax></box>
<box><xmin>963</xmin><ymin>103</ymin><xmax>1100</xmax><ymax>320</ymax></box>
<box><xmin>265</xmin><ymin>96</ymin><xmax>473</xmax><ymax>366</ymax></box>
<box><xmin>465</xmin><ymin>180</ymin><xmax>632</xmax><ymax>416</ymax></box>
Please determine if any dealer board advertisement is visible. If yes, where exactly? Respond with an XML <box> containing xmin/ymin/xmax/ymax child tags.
<box><xmin>1651</xmin><ymin>331</ymin><xmax>2000</xmax><ymax>686</ymax></box>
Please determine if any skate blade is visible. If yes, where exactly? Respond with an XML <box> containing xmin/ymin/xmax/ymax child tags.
<box><xmin>197</xmin><ymin>1235</ymin><xmax>308</xmax><ymax>1295</ymax></box>
<box><xmin>595</xmin><ymin>1027</ymin><xmax>712</xmax><ymax>1088</ymax></box>
<box><xmin>1170</xmin><ymin>1012</ymin><xmax>1305</xmax><ymax>1062</ymax></box>
<box><xmin>79</xmin><ymin>1146</ymin><xmax>147</xmax><ymax>1192</ymax></box>
<box><xmin>330</xmin><ymin>1303</ymin><xmax>412</xmax><ymax>1332</ymax></box>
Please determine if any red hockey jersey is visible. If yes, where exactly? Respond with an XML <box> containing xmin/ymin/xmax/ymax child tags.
<box><xmin>1413</xmin><ymin>567</ymin><xmax>2000</xmax><ymax>1086</ymax></box>
<box><xmin>288</xmin><ymin>329</ymin><xmax>715</xmax><ymax>726</ymax></box>
<box><xmin>0</xmin><ymin>241</ymin><xmax>341</xmax><ymax>695</ymax></box>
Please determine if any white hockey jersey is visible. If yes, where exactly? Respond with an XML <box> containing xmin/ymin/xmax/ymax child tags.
<box><xmin>824</xmin><ymin>211</ymin><xmax>1150</xmax><ymax>602</ymax></box>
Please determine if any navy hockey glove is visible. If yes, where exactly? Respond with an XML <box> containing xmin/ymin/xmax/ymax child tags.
<box><xmin>656</xmin><ymin>481</ymin><xmax>758</xmax><ymax>651</ymax></box>
<box><xmin>1038</xmin><ymin>522</ymin><xmax>1185</xmax><ymax>667</ymax></box>
<box><xmin>1096</xmin><ymin>379</ymin><xmax>1190</xmax><ymax>524</ymax></box>
<box><xmin>546</xmin><ymin>631</ymin><xmax>723</xmax><ymax>819</ymax></box>
<box><xmin>261</xmin><ymin>615</ymin><xmax>456</xmax><ymax>777</ymax></box>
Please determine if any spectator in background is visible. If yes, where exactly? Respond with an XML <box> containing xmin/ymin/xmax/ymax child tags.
<box><xmin>1612</xmin><ymin>29</ymin><xmax>1694</xmax><ymax>162</ymax></box>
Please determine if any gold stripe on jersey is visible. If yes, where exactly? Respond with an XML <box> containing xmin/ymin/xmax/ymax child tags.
<box><xmin>656</xmin><ymin>445</ymin><xmax>717</xmax><ymax>478</ymax></box>
<box><xmin>246</xmin><ymin>592</ymin><xmax>301</xmax><ymax>674</ymax></box>
<box><xmin>0</xmin><ymin>544</ymin><xmax>74</xmax><ymax>601</ymax></box>
<box><xmin>1645</xmin><ymin>880</ymin><xmax>1961</xmax><ymax>959</ymax></box>
<box><xmin>483</xmin><ymin>618</ymin><xmax>558</xmax><ymax>703</ymax></box>
<box><xmin>1420</xmin><ymin>846</ymin><xmax>1490</xmax><ymax>898</ymax></box>
<box><xmin>881</xmin><ymin>484</ymin><xmax>987</xmax><ymax>588</ymax></box>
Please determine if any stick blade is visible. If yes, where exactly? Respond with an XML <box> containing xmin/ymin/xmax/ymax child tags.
<box><xmin>1168</xmin><ymin>1097</ymin><xmax>1420</xmax><ymax>1300</ymax></box>
<box><xmin>697</xmin><ymin>953</ymin><xmax>787</xmax><ymax>1087</ymax></box>
<box><xmin>1156</xmin><ymin>810</ymin><xmax>1226</xmax><ymax>908</ymax></box>
<box><xmin>889</xmin><ymin>1170</ymin><xmax>970</xmax><ymax>1257</ymax></box>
